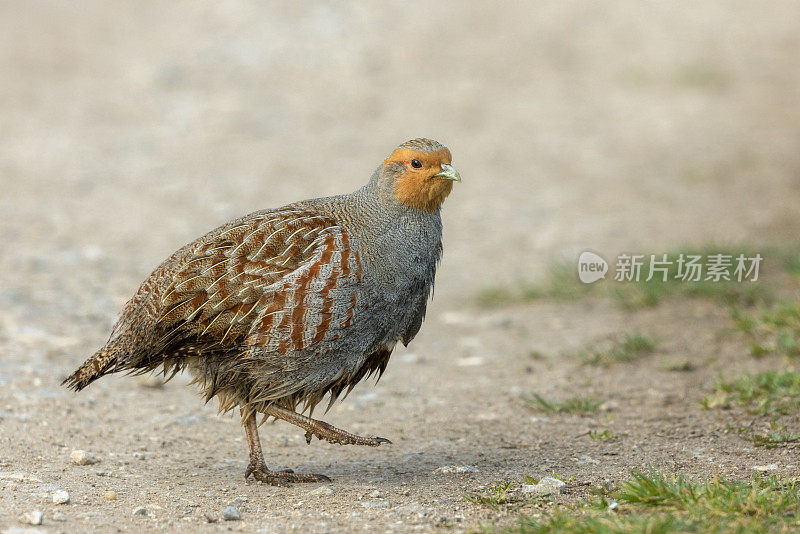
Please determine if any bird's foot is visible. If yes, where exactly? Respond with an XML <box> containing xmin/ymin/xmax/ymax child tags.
<box><xmin>245</xmin><ymin>461</ymin><xmax>331</xmax><ymax>486</ymax></box>
<box><xmin>303</xmin><ymin>419</ymin><xmax>392</xmax><ymax>447</ymax></box>
<box><xmin>264</xmin><ymin>405</ymin><xmax>391</xmax><ymax>447</ymax></box>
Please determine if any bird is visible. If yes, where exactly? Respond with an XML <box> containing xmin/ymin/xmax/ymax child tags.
<box><xmin>62</xmin><ymin>138</ymin><xmax>461</xmax><ymax>485</ymax></box>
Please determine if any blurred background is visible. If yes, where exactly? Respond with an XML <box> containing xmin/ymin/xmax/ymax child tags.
<box><xmin>3</xmin><ymin>1</ymin><xmax>799</xmax><ymax>318</ymax></box>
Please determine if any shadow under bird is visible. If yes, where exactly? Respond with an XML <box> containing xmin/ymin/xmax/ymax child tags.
<box><xmin>63</xmin><ymin>138</ymin><xmax>461</xmax><ymax>484</ymax></box>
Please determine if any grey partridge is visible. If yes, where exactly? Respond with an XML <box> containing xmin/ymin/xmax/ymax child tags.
<box><xmin>63</xmin><ymin>138</ymin><xmax>461</xmax><ymax>485</ymax></box>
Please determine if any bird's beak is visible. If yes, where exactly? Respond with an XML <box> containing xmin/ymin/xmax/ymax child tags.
<box><xmin>433</xmin><ymin>163</ymin><xmax>462</xmax><ymax>182</ymax></box>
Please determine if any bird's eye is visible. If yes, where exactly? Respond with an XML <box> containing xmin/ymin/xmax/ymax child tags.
<box><xmin>410</xmin><ymin>159</ymin><xmax>422</xmax><ymax>169</ymax></box>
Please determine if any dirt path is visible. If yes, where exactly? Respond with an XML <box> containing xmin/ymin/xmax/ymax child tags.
<box><xmin>2</xmin><ymin>2</ymin><xmax>800</xmax><ymax>532</ymax></box>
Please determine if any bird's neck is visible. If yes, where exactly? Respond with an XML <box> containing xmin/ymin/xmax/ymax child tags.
<box><xmin>307</xmin><ymin>179</ymin><xmax>443</xmax><ymax>283</ymax></box>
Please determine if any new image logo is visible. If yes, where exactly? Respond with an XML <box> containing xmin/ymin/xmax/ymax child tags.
<box><xmin>577</xmin><ymin>251</ymin><xmax>609</xmax><ymax>284</ymax></box>
<box><xmin>577</xmin><ymin>251</ymin><xmax>763</xmax><ymax>284</ymax></box>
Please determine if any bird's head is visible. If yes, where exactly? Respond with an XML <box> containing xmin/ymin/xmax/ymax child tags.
<box><xmin>380</xmin><ymin>138</ymin><xmax>461</xmax><ymax>213</ymax></box>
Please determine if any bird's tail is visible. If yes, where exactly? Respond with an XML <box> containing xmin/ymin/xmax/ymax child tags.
<box><xmin>62</xmin><ymin>334</ymin><xmax>133</xmax><ymax>391</ymax></box>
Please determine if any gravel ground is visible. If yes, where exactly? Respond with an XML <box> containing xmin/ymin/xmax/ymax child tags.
<box><xmin>2</xmin><ymin>1</ymin><xmax>800</xmax><ymax>532</ymax></box>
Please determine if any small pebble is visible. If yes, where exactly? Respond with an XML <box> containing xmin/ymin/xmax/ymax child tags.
<box><xmin>133</xmin><ymin>506</ymin><xmax>147</xmax><ymax>516</ymax></box>
<box><xmin>52</xmin><ymin>512</ymin><xmax>67</xmax><ymax>521</ymax></box>
<box><xmin>104</xmin><ymin>491</ymin><xmax>117</xmax><ymax>500</ymax></box>
<box><xmin>436</xmin><ymin>465</ymin><xmax>479</xmax><ymax>474</ymax></box>
<box><xmin>0</xmin><ymin>472</ymin><xmax>42</xmax><ymax>483</ymax></box>
<box><xmin>52</xmin><ymin>490</ymin><xmax>70</xmax><ymax>504</ymax></box>
<box><xmin>70</xmin><ymin>450</ymin><xmax>98</xmax><ymax>465</ymax></box>
<box><xmin>21</xmin><ymin>510</ymin><xmax>44</xmax><ymax>525</ymax></box>
<box><xmin>752</xmin><ymin>463</ymin><xmax>778</xmax><ymax>472</ymax></box>
<box><xmin>361</xmin><ymin>500</ymin><xmax>391</xmax><ymax>509</ymax></box>
<box><xmin>369</xmin><ymin>489</ymin><xmax>382</xmax><ymax>498</ymax></box>
<box><xmin>456</xmin><ymin>356</ymin><xmax>485</xmax><ymax>367</ymax></box>
<box><xmin>309</xmin><ymin>485</ymin><xmax>334</xmax><ymax>496</ymax></box>
<box><xmin>221</xmin><ymin>506</ymin><xmax>241</xmax><ymax>521</ymax></box>
<box><xmin>521</xmin><ymin>476</ymin><xmax>566</xmax><ymax>496</ymax></box>
<box><xmin>132</xmin><ymin>452</ymin><xmax>146</xmax><ymax>461</ymax></box>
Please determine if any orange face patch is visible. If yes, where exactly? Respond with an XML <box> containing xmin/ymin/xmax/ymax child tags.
<box><xmin>384</xmin><ymin>148</ymin><xmax>455</xmax><ymax>212</ymax></box>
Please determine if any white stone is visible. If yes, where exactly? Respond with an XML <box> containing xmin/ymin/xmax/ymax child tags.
<box><xmin>21</xmin><ymin>510</ymin><xmax>43</xmax><ymax>525</ymax></box>
<box><xmin>361</xmin><ymin>500</ymin><xmax>391</xmax><ymax>508</ymax></box>
<box><xmin>521</xmin><ymin>476</ymin><xmax>566</xmax><ymax>496</ymax></box>
<box><xmin>52</xmin><ymin>490</ymin><xmax>70</xmax><ymax>504</ymax></box>
<box><xmin>70</xmin><ymin>450</ymin><xmax>98</xmax><ymax>465</ymax></box>
<box><xmin>435</xmin><ymin>465</ymin><xmax>479</xmax><ymax>474</ymax></box>
<box><xmin>752</xmin><ymin>463</ymin><xmax>778</xmax><ymax>472</ymax></box>
<box><xmin>221</xmin><ymin>506</ymin><xmax>241</xmax><ymax>521</ymax></box>
<box><xmin>456</xmin><ymin>356</ymin><xmax>485</xmax><ymax>367</ymax></box>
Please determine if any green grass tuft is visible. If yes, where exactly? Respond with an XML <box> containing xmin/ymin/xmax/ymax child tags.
<box><xmin>779</xmin><ymin>243</ymin><xmax>800</xmax><ymax>276</ymax></box>
<box><xmin>579</xmin><ymin>332</ymin><xmax>658</xmax><ymax>366</ymax></box>
<box><xmin>701</xmin><ymin>370</ymin><xmax>800</xmax><ymax>415</ymax></box>
<box><xmin>588</xmin><ymin>429</ymin><xmax>627</xmax><ymax>442</ymax></box>
<box><xmin>661</xmin><ymin>358</ymin><xmax>695</xmax><ymax>372</ymax></box>
<box><xmin>734</xmin><ymin>301</ymin><xmax>800</xmax><ymax>358</ymax></box>
<box><xmin>484</xmin><ymin>468</ymin><xmax>800</xmax><ymax>534</ymax></box>
<box><xmin>524</xmin><ymin>393</ymin><xmax>601</xmax><ymax>414</ymax></box>
<box><xmin>476</xmin><ymin>287</ymin><xmax>519</xmax><ymax>307</ymax></box>
<box><xmin>465</xmin><ymin>481</ymin><xmax>519</xmax><ymax>512</ymax></box>
<box><xmin>727</xmin><ymin>421</ymin><xmax>800</xmax><ymax>449</ymax></box>
<box><xmin>752</xmin><ymin>422</ymin><xmax>800</xmax><ymax>448</ymax></box>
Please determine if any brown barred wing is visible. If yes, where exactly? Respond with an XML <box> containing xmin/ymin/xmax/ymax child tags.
<box><xmin>244</xmin><ymin>221</ymin><xmax>363</xmax><ymax>355</ymax></box>
<box><xmin>151</xmin><ymin>208</ymin><xmax>353</xmax><ymax>356</ymax></box>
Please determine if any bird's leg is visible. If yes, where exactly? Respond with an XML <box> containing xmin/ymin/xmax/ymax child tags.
<box><xmin>241</xmin><ymin>408</ymin><xmax>330</xmax><ymax>485</ymax></box>
<box><xmin>265</xmin><ymin>405</ymin><xmax>392</xmax><ymax>446</ymax></box>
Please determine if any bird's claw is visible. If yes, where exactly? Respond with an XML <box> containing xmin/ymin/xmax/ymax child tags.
<box><xmin>304</xmin><ymin>425</ymin><xmax>391</xmax><ymax>446</ymax></box>
<box><xmin>245</xmin><ymin>461</ymin><xmax>329</xmax><ymax>486</ymax></box>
